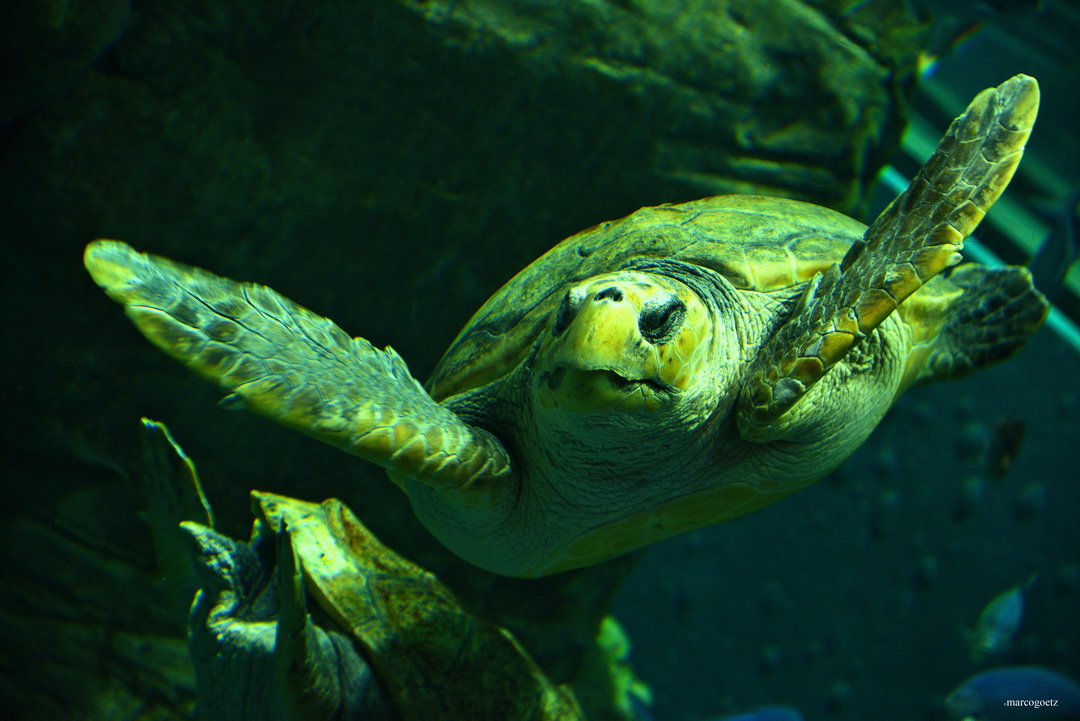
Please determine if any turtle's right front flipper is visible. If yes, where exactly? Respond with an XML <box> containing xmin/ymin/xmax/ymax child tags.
<box><xmin>738</xmin><ymin>74</ymin><xmax>1040</xmax><ymax>439</ymax></box>
<box><xmin>84</xmin><ymin>240</ymin><xmax>512</xmax><ymax>491</ymax></box>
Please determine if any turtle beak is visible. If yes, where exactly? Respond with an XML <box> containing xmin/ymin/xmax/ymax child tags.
<box><xmin>537</xmin><ymin>281</ymin><xmax>666</xmax><ymax>413</ymax></box>
<box><xmin>542</xmin><ymin>365</ymin><xmax>643</xmax><ymax>413</ymax></box>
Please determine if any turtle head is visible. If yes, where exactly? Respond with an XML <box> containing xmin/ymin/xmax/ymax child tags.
<box><xmin>534</xmin><ymin>270</ymin><xmax>717</xmax><ymax>414</ymax></box>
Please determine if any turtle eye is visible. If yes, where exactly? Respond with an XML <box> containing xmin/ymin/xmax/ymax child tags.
<box><xmin>638</xmin><ymin>297</ymin><xmax>686</xmax><ymax>344</ymax></box>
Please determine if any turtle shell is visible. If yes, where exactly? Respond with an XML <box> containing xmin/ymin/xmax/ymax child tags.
<box><xmin>427</xmin><ymin>194</ymin><xmax>867</xmax><ymax>401</ymax></box>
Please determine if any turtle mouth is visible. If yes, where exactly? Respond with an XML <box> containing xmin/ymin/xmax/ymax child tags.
<box><xmin>540</xmin><ymin>365</ymin><xmax>670</xmax><ymax>413</ymax></box>
<box><xmin>545</xmin><ymin>366</ymin><xmax>667</xmax><ymax>393</ymax></box>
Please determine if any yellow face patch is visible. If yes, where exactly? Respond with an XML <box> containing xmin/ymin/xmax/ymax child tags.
<box><xmin>534</xmin><ymin>271</ymin><xmax>713</xmax><ymax>414</ymax></box>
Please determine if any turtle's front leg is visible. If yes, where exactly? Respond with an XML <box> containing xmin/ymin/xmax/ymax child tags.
<box><xmin>738</xmin><ymin>74</ymin><xmax>1040</xmax><ymax>439</ymax></box>
<box><xmin>84</xmin><ymin>241</ymin><xmax>512</xmax><ymax>491</ymax></box>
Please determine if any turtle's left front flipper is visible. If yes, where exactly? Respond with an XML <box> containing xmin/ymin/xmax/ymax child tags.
<box><xmin>84</xmin><ymin>241</ymin><xmax>512</xmax><ymax>491</ymax></box>
<box><xmin>739</xmin><ymin>74</ymin><xmax>1040</xmax><ymax>439</ymax></box>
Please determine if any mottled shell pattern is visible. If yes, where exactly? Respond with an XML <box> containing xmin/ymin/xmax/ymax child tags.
<box><xmin>428</xmin><ymin>194</ymin><xmax>866</xmax><ymax>401</ymax></box>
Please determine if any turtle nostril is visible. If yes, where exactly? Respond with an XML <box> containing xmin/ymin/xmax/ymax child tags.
<box><xmin>594</xmin><ymin>287</ymin><xmax>623</xmax><ymax>302</ymax></box>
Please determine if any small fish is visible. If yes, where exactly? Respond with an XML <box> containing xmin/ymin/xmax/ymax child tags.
<box><xmin>946</xmin><ymin>666</ymin><xmax>1080</xmax><ymax>720</ymax></box>
<box><xmin>986</xmin><ymin>417</ymin><xmax>1027</xmax><ymax>478</ymax></box>
<box><xmin>1029</xmin><ymin>188</ymin><xmax>1080</xmax><ymax>303</ymax></box>
<box><xmin>709</xmin><ymin>707</ymin><xmax>804</xmax><ymax>721</ymax></box>
<box><xmin>964</xmin><ymin>574</ymin><xmax>1037</xmax><ymax>662</ymax></box>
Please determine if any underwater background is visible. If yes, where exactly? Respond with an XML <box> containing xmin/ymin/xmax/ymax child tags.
<box><xmin>1</xmin><ymin>1</ymin><xmax>1077</xmax><ymax>719</ymax></box>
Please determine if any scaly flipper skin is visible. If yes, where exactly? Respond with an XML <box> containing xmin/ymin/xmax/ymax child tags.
<box><xmin>738</xmin><ymin>74</ymin><xmax>1040</xmax><ymax>437</ymax></box>
<box><xmin>84</xmin><ymin>241</ymin><xmax>512</xmax><ymax>491</ymax></box>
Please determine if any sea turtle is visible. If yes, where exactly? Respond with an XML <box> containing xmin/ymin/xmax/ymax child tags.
<box><xmin>85</xmin><ymin>75</ymin><xmax>1048</xmax><ymax>578</ymax></box>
